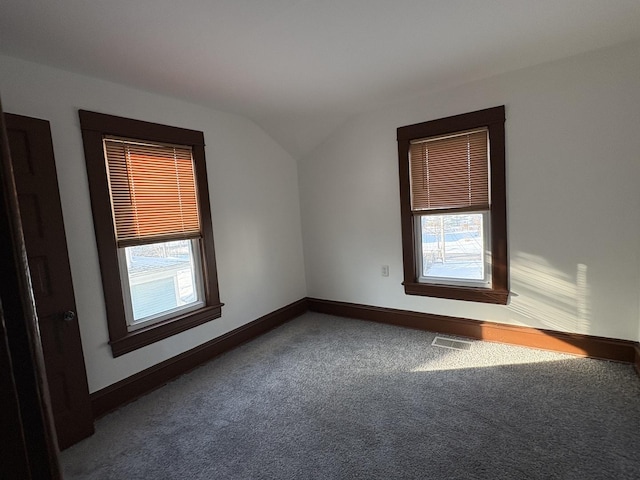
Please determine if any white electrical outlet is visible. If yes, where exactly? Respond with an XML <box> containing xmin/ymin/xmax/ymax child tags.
<box><xmin>381</xmin><ymin>265</ymin><xmax>389</xmax><ymax>277</ymax></box>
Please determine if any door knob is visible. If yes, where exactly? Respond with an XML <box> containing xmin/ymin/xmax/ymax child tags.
<box><xmin>63</xmin><ymin>310</ymin><xmax>76</xmax><ymax>322</ymax></box>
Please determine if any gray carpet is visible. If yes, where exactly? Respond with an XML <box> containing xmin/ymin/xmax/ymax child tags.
<box><xmin>61</xmin><ymin>313</ymin><xmax>640</xmax><ymax>479</ymax></box>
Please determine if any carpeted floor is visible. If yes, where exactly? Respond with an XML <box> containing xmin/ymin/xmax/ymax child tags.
<box><xmin>61</xmin><ymin>313</ymin><xmax>640</xmax><ymax>479</ymax></box>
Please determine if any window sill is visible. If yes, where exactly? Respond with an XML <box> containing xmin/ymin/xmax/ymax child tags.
<box><xmin>109</xmin><ymin>303</ymin><xmax>224</xmax><ymax>357</ymax></box>
<box><xmin>403</xmin><ymin>282</ymin><xmax>508</xmax><ymax>305</ymax></box>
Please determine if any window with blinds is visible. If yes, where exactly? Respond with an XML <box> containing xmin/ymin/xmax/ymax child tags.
<box><xmin>103</xmin><ymin>137</ymin><xmax>201</xmax><ymax>247</ymax></box>
<box><xmin>409</xmin><ymin>128</ymin><xmax>489</xmax><ymax>213</ymax></box>
<box><xmin>80</xmin><ymin>110</ymin><xmax>223</xmax><ymax>356</ymax></box>
<box><xmin>396</xmin><ymin>106</ymin><xmax>508</xmax><ymax>304</ymax></box>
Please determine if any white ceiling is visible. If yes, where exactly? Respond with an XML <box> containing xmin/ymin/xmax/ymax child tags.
<box><xmin>1</xmin><ymin>1</ymin><xmax>639</xmax><ymax>158</ymax></box>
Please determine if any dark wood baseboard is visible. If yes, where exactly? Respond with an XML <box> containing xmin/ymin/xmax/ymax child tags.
<box><xmin>307</xmin><ymin>298</ymin><xmax>638</xmax><ymax>364</ymax></box>
<box><xmin>91</xmin><ymin>298</ymin><xmax>308</xmax><ymax>418</ymax></box>
<box><xmin>91</xmin><ymin>296</ymin><xmax>640</xmax><ymax>418</ymax></box>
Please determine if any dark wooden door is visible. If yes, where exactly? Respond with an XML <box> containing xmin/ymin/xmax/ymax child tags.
<box><xmin>1</xmin><ymin>100</ymin><xmax>62</xmax><ymax>479</ymax></box>
<box><xmin>6</xmin><ymin>112</ymin><xmax>94</xmax><ymax>449</ymax></box>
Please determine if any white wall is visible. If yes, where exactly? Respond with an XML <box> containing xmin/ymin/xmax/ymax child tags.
<box><xmin>0</xmin><ymin>55</ymin><xmax>307</xmax><ymax>392</ymax></box>
<box><xmin>299</xmin><ymin>40</ymin><xmax>640</xmax><ymax>341</ymax></box>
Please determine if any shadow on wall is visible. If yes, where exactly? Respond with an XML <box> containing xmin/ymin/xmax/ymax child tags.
<box><xmin>508</xmin><ymin>252</ymin><xmax>591</xmax><ymax>334</ymax></box>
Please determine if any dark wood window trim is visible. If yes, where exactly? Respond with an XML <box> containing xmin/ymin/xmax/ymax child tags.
<box><xmin>79</xmin><ymin>111</ymin><xmax>223</xmax><ymax>357</ymax></box>
<box><xmin>397</xmin><ymin>106</ymin><xmax>508</xmax><ymax>304</ymax></box>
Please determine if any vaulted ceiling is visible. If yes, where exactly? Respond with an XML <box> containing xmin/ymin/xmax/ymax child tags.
<box><xmin>1</xmin><ymin>1</ymin><xmax>639</xmax><ymax>158</ymax></box>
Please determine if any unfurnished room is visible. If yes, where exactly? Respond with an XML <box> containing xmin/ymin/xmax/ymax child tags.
<box><xmin>0</xmin><ymin>1</ymin><xmax>639</xmax><ymax>479</ymax></box>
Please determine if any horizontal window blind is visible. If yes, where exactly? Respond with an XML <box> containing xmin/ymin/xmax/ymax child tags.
<box><xmin>103</xmin><ymin>137</ymin><xmax>201</xmax><ymax>247</ymax></box>
<box><xmin>409</xmin><ymin>129</ymin><xmax>489</xmax><ymax>212</ymax></box>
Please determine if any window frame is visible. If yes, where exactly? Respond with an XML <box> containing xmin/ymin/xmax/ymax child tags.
<box><xmin>397</xmin><ymin>106</ymin><xmax>508</xmax><ymax>304</ymax></box>
<box><xmin>80</xmin><ymin>110</ymin><xmax>223</xmax><ymax>357</ymax></box>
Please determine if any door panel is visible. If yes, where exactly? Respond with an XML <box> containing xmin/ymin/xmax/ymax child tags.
<box><xmin>1</xmin><ymin>98</ymin><xmax>62</xmax><ymax>479</ymax></box>
<box><xmin>5</xmin><ymin>112</ymin><xmax>94</xmax><ymax>449</ymax></box>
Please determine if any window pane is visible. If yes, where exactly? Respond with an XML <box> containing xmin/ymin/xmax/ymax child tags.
<box><xmin>420</xmin><ymin>214</ymin><xmax>485</xmax><ymax>281</ymax></box>
<box><xmin>124</xmin><ymin>239</ymin><xmax>201</xmax><ymax>323</ymax></box>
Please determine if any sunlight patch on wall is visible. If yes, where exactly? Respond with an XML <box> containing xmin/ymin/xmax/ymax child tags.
<box><xmin>508</xmin><ymin>252</ymin><xmax>591</xmax><ymax>334</ymax></box>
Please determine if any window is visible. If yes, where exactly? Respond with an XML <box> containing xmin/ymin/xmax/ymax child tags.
<box><xmin>80</xmin><ymin>111</ymin><xmax>223</xmax><ymax>356</ymax></box>
<box><xmin>397</xmin><ymin>106</ymin><xmax>508</xmax><ymax>304</ymax></box>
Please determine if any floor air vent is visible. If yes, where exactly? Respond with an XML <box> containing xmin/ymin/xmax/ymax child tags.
<box><xmin>431</xmin><ymin>336</ymin><xmax>473</xmax><ymax>351</ymax></box>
